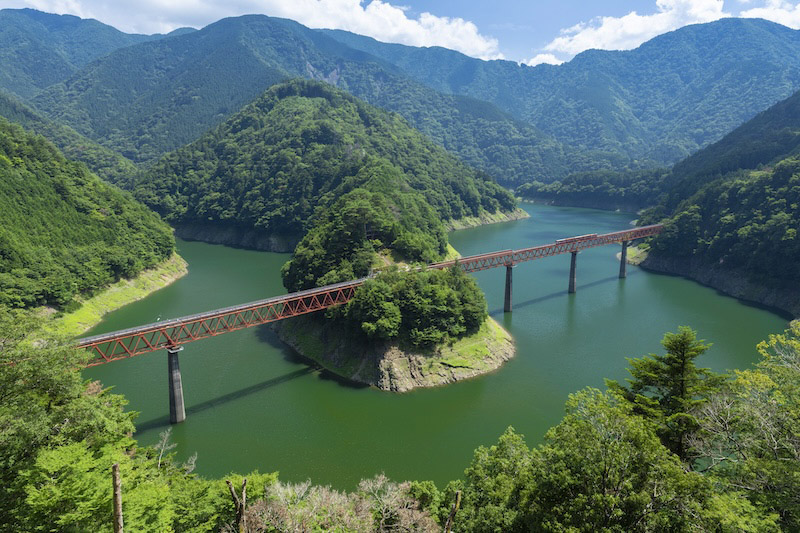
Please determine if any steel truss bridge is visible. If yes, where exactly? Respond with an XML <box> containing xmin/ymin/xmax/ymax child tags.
<box><xmin>78</xmin><ymin>224</ymin><xmax>662</xmax><ymax>367</ymax></box>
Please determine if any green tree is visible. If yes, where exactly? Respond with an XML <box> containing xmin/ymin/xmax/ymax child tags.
<box><xmin>519</xmin><ymin>389</ymin><xmax>710</xmax><ymax>532</ymax></box>
<box><xmin>693</xmin><ymin>322</ymin><xmax>800</xmax><ymax>529</ymax></box>
<box><xmin>607</xmin><ymin>326</ymin><xmax>724</xmax><ymax>461</ymax></box>
<box><xmin>0</xmin><ymin>309</ymin><xmax>134</xmax><ymax>528</ymax></box>
<box><xmin>443</xmin><ymin>427</ymin><xmax>531</xmax><ymax>533</ymax></box>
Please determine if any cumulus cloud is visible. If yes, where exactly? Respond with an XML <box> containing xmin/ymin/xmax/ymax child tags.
<box><xmin>524</xmin><ymin>53</ymin><xmax>564</xmax><ymax>66</ymax></box>
<box><xmin>541</xmin><ymin>0</ymin><xmax>729</xmax><ymax>59</ymax></box>
<box><xmin>9</xmin><ymin>0</ymin><xmax>503</xmax><ymax>59</ymax></box>
<box><xmin>740</xmin><ymin>0</ymin><xmax>800</xmax><ymax>28</ymax></box>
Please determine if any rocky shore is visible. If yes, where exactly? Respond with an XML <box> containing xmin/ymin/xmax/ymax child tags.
<box><xmin>640</xmin><ymin>254</ymin><xmax>798</xmax><ymax>318</ymax></box>
<box><xmin>272</xmin><ymin>316</ymin><xmax>515</xmax><ymax>392</ymax></box>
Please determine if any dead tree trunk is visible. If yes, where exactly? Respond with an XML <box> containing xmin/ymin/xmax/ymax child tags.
<box><xmin>112</xmin><ymin>463</ymin><xmax>123</xmax><ymax>533</ymax></box>
<box><xmin>226</xmin><ymin>478</ymin><xmax>247</xmax><ymax>532</ymax></box>
<box><xmin>444</xmin><ymin>490</ymin><xmax>461</xmax><ymax>533</ymax></box>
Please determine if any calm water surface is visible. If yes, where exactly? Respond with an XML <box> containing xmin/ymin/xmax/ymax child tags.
<box><xmin>83</xmin><ymin>204</ymin><xmax>789</xmax><ymax>488</ymax></box>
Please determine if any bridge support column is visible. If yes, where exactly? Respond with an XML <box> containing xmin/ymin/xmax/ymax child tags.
<box><xmin>504</xmin><ymin>264</ymin><xmax>514</xmax><ymax>313</ymax></box>
<box><xmin>619</xmin><ymin>240</ymin><xmax>629</xmax><ymax>279</ymax></box>
<box><xmin>568</xmin><ymin>251</ymin><xmax>577</xmax><ymax>294</ymax></box>
<box><xmin>167</xmin><ymin>346</ymin><xmax>186</xmax><ymax>424</ymax></box>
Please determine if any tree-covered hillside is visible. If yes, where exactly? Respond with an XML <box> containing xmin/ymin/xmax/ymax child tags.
<box><xmin>24</xmin><ymin>12</ymin><xmax>585</xmax><ymax>183</ymax></box>
<box><xmin>0</xmin><ymin>8</ymin><xmax>182</xmax><ymax>99</ymax></box>
<box><xmin>618</xmin><ymin>88</ymin><xmax>800</xmax><ymax>313</ymax></box>
<box><xmin>0</xmin><ymin>118</ymin><xmax>174</xmax><ymax>310</ymax></box>
<box><xmin>645</xmin><ymin>156</ymin><xmax>800</xmax><ymax>289</ymax></box>
<box><xmin>662</xmin><ymin>88</ymin><xmax>800</xmax><ymax>211</ymax></box>
<box><xmin>0</xmin><ymin>90</ymin><xmax>138</xmax><ymax>184</ymax></box>
<box><xmin>516</xmin><ymin>168</ymin><xmax>670</xmax><ymax>211</ymax></box>
<box><xmin>135</xmin><ymin>79</ymin><xmax>515</xmax><ymax>252</ymax></box>
<box><xmin>326</xmin><ymin>18</ymin><xmax>800</xmax><ymax>168</ymax></box>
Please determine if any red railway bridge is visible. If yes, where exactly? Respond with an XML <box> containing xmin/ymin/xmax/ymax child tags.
<box><xmin>77</xmin><ymin>224</ymin><xmax>662</xmax><ymax>423</ymax></box>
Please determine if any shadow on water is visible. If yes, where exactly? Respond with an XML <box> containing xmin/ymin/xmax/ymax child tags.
<box><xmin>136</xmin><ymin>366</ymin><xmax>315</xmax><ymax>433</ymax></box>
<box><xmin>254</xmin><ymin>322</ymin><xmax>370</xmax><ymax>391</ymax></box>
<box><xmin>489</xmin><ymin>274</ymin><xmax>628</xmax><ymax>315</ymax></box>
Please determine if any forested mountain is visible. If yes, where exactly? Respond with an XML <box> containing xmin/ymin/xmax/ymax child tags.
<box><xmin>0</xmin><ymin>118</ymin><xmax>174</xmax><ymax>310</ymax></box>
<box><xmin>0</xmin><ymin>8</ymin><xmax>186</xmax><ymax>99</ymax></box>
<box><xmin>629</xmin><ymin>89</ymin><xmax>800</xmax><ymax>315</ymax></box>
<box><xmin>662</xmin><ymin>88</ymin><xmax>800</xmax><ymax>211</ymax></box>
<box><xmin>135</xmin><ymin>80</ymin><xmax>515</xmax><ymax>256</ymax></box>
<box><xmin>0</xmin><ymin>90</ymin><xmax>137</xmax><ymax>183</ymax></box>
<box><xmin>325</xmin><ymin>18</ymin><xmax>800</xmax><ymax>167</ymax></box>
<box><xmin>10</xmin><ymin>12</ymin><xmax>800</xmax><ymax>184</ymax></box>
<box><xmin>26</xmin><ymin>13</ymin><xmax>576</xmax><ymax>183</ymax></box>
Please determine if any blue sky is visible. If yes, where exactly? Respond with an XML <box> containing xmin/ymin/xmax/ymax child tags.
<box><xmin>7</xmin><ymin>1</ymin><xmax>800</xmax><ymax>64</ymax></box>
<box><xmin>396</xmin><ymin>0</ymin><xmax>657</xmax><ymax>60</ymax></box>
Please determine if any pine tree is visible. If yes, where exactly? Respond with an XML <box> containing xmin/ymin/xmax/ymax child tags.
<box><xmin>607</xmin><ymin>326</ymin><xmax>725</xmax><ymax>461</ymax></box>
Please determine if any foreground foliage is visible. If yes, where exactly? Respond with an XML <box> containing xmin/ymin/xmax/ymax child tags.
<box><xmin>0</xmin><ymin>119</ymin><xmax>174</xmax><ymax>310</ymax></box>
<box><xmin>3</xmin><ymin>301</ymin><xmax>798</xmax><ymax>531</ymax></box>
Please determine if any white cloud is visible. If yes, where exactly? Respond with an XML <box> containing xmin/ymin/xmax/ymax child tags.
<box><xmin>523</xmin><ymin>53</ymin><xmax>564</xmax><ymax>66</ymax></box>
<box><xmin>539</xmin><ymin>0</ymin><xmax>730</xmax><ymax>60</ymax></box>
<box><xmin>740</xmin><ymin>0</ymin><xmax>800</xmax><ymax>28</ymax></box>
<box><xmin>7</xmin><ymin>0</ymin><xmax>503</xmax><ymax>60</ymax></box>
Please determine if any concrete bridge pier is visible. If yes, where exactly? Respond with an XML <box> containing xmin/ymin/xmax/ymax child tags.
<box><xmin>167</xmin><ymin>345</ymin><xmax>186</xmax><ymax>424</ymax></box>
<box><xmin>619</xmin><ymin>240</ymin><xmax>629</xmax><ymax>278</ymax></box>
<box><xmin>568</xmin><ymin>251</ymin><xmax>578</xmax><ymax>294</ymax></box>
<box><xmin>504</xmin><ymin>264</ymin><xmax>514</xmax><ymax>312</ymax></box>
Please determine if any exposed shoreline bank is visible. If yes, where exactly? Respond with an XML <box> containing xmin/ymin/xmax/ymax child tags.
<box><xmin>272</xmin><ymin>316</ymin><xmax>515</xmax><ymax>392</ymax></box>
<box><xmin>173</xmin><ymin>208</ymin><xmax>529</xmax><ymax>253</ymax></box>
<box><xmin>47</xmin><ymin>253</ymin><xmax>188</xmax><ymax>338</ymax></box>
<box><xmin>446</xmin><ymin>207</ymin><xmax>529</xmax><ymax>231</ymax></box>
<box><xmin>624</xmin><ymin>246</ymin><xmax>797</xmax><ymax>319</ymax></box>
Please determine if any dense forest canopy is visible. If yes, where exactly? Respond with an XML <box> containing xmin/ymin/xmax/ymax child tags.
<box><xmin>644</xmin><ymin>156</ymin><xmax>800</xmax><ymax>286</ymax></box>
<box><xmin>0</xmin><ymin>8</ymin><xmax>176</xmax><ymax>99</ymax></box>
<box><xmin>0</xmin><ymin>119</ymin><xmax>174</xmax><ymax>310</ymax></box>
<box><xmin>516</xmin><ymin>168</ymin><xmax>671</xmax><ymax>211</ymax></box>
<box><xmin>136</xmin><ymin>79</ymin><xmax>515</xmax><ymax>245</ymax></box>
<box><xmin>0</xmin><ymin>90</ymin><xmax>138</xmax><ymax>184</ymax></box>
<box><xmin>619</xmin><ymin>87</ymin><xmax>800</xmax><ymax>294</ymax></box>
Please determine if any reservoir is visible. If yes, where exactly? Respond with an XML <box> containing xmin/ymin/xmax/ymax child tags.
<box><xmin>83</xmin><ymin>203</ymin><xmax>789</xmax><ymax>488</ymax></box>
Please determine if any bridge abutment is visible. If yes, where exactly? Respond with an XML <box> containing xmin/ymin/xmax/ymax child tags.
<box><xmin>504</xmin><ymin>264</ymin><xmax>514</xmax><ymax>312</ymax></box>
<box><xmin>568</xmin><ymin>251</ymin><xmax>577</xmax><ymax>294</ymax></box>
<box><xmin>619</xmin><ymin>240</ymin><xmax>628</xmax><ymax>278</ymax></box>
<box><xmin>167</xmin><ymin>346</ymin><xmax>186</xmax><ymax>424</ymax></box>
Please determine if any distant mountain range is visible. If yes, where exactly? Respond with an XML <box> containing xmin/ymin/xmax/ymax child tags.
<box><xmin>0</xmin><ymin>8</ymin><xmax>190</xmax><ymax>100</ymax></box>
<box><xmin>324</xmin><ymin>18</ymin><xmax>800</xmax><ymax>165</ymax></box>
<box><xmin>3</xmin><ymin>9</ymin><xmax>800</xmax><ymax>186</ymax></box>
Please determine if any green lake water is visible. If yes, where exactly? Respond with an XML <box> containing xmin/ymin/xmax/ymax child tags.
<box><xmin>83</xmin><ymin>203</ymin><xmax>789</xmax><ymax>489</ymax></box>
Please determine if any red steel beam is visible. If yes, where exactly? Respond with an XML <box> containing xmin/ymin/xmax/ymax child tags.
<box><xmin>428</xmin><ymin>224</ymin><xmax>663</xmax><ymax>273</ymax></box>
<box><xmin>77</xmin><ymin>278</ymin><xmax>364</xmax><ymax>366</ymax></box>
<box><xmin>76</xmin><ymin>224</ymin><xmax>662</xmax><ymax>365</ymax></box>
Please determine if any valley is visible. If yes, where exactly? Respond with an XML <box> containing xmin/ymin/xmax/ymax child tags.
<box><xmin>2</xmin><ymin>5</ymin><xmax>800</xmax><ymax>530</ymax></box>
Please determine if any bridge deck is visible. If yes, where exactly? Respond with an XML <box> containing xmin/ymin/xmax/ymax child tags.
<box><xmin>77</xmin><ymin>224</ymin><xmax>662</xmax><ymax>365</ymax></box>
